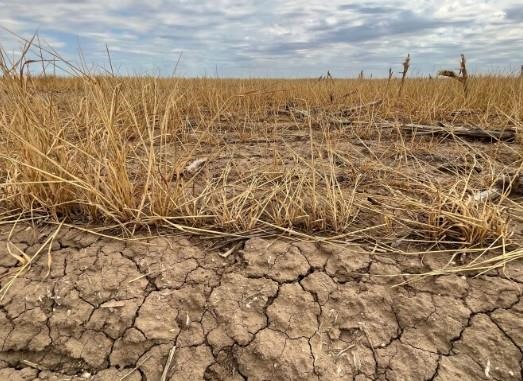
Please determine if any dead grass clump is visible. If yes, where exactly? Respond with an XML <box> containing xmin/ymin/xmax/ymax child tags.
<box><xmin>0</xmin><ymin>38</ymin><xmax>522</xmax><ymax>279</ymax></box>
<box><xmin>423</xmin><ymin>194</ymin><xmax>509</xmax><ymax>244</ymax></box>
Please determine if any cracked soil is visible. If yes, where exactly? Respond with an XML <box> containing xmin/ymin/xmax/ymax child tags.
<box><xmin>1</xmin><ymin>225</ymin><xmax>522</xmax><ymax>381</ymax></box>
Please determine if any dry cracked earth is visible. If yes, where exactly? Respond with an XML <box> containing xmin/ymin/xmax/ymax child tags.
<box><xmin>0</xmin><ymin>226</ymin><xmax>522</xmax><ymax>381</ymax></box>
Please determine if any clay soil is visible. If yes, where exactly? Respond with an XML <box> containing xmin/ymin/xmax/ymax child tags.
<box><xmin>0</xmin><ymin>224</ymin><xmax>522</xmax><ymax>381</ymax></box>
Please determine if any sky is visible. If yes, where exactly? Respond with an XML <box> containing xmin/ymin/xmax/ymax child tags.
<box><xmin>0</xmin><ymin>0</ymin><xmax>522</xmax><ymax>77</ymax></box>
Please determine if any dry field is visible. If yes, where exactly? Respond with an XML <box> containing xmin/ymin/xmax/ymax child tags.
<box><xmin>0</xmin><ymin>52</ymin><xmax>522</xmax><ymax>380</ymax></box>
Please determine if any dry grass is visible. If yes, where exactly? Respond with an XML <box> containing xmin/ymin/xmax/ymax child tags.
<box><xmin>0</xmin><ymin>42</ymin><xmax>522</xmax><ymax>276</ymax></box>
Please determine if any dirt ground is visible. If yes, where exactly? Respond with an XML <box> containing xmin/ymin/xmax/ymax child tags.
<box><xmin>0</xmin><ymin>225</ymin><xmax>522</xmax><ymax>381</ymax></box>
<box><xmin>1</xmin><ymin>73</ymin><xmax>523</xmax><ymax>380</ymax></box>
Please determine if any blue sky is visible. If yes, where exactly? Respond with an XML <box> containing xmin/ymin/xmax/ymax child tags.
<box><xmin>0</xmin><ymin>0</ymin><xmax>522</xmax><ymax>77</ymax></box>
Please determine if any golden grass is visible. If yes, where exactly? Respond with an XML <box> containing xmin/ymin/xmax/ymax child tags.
<box><xmin>0</xmin><ymin>43</ymin><xmax>522</xmax><ymax>276</ymax></box>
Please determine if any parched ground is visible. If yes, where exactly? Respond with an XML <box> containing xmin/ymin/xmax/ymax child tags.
<box><xmin>0</xmin><ymin>225</ymin><xmax>522</xmax><ymax>381</ymax></box>
<box><xmin>1</xmin><ymin>74</ymin><xmax>523</xmax><ymax>380</ymax></box>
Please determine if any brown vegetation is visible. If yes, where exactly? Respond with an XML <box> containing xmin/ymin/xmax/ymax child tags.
<box><xmin>0</xmin><ymin>43</ymin><xmax>522</xmax><ymax>275</ymax></box>
<box><xmin>0</xmin><ymin>40</ymin><xmax>523</xmax><ymax>380</ymax></box>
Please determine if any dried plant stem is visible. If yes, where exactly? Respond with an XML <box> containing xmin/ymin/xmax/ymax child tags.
<box><xmin>398</xmin><ymin>54</ymin><xmax>410</xmax><ymax>96</ymax></box>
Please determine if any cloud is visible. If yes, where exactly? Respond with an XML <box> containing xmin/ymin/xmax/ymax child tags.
<box><xmin>504</xmin><ymin>5</ymin><xmax>523</xmax><ymax>22</ymax></box>
<box><xmin>0</xmin><ymin>0</ymin><xmax>521</xmax><ymax>77</ymax></box>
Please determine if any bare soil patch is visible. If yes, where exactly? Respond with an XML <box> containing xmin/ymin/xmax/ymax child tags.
<box><xmin>1</xmin><ymin>225</ymin><xmax>522</xmax><ymax>380</ymax></box>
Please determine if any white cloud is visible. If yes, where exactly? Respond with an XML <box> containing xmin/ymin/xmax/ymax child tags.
<box><xmin>0</xmin><ymin>0</ymin><xmax>521</xmax><ymax>76</ymax></box>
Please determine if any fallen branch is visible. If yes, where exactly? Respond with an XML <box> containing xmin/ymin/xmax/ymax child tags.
<box><xmin>401</xmin><ymin>123</ymin><xmax>517</xmax><ymax>142</ymax></box>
